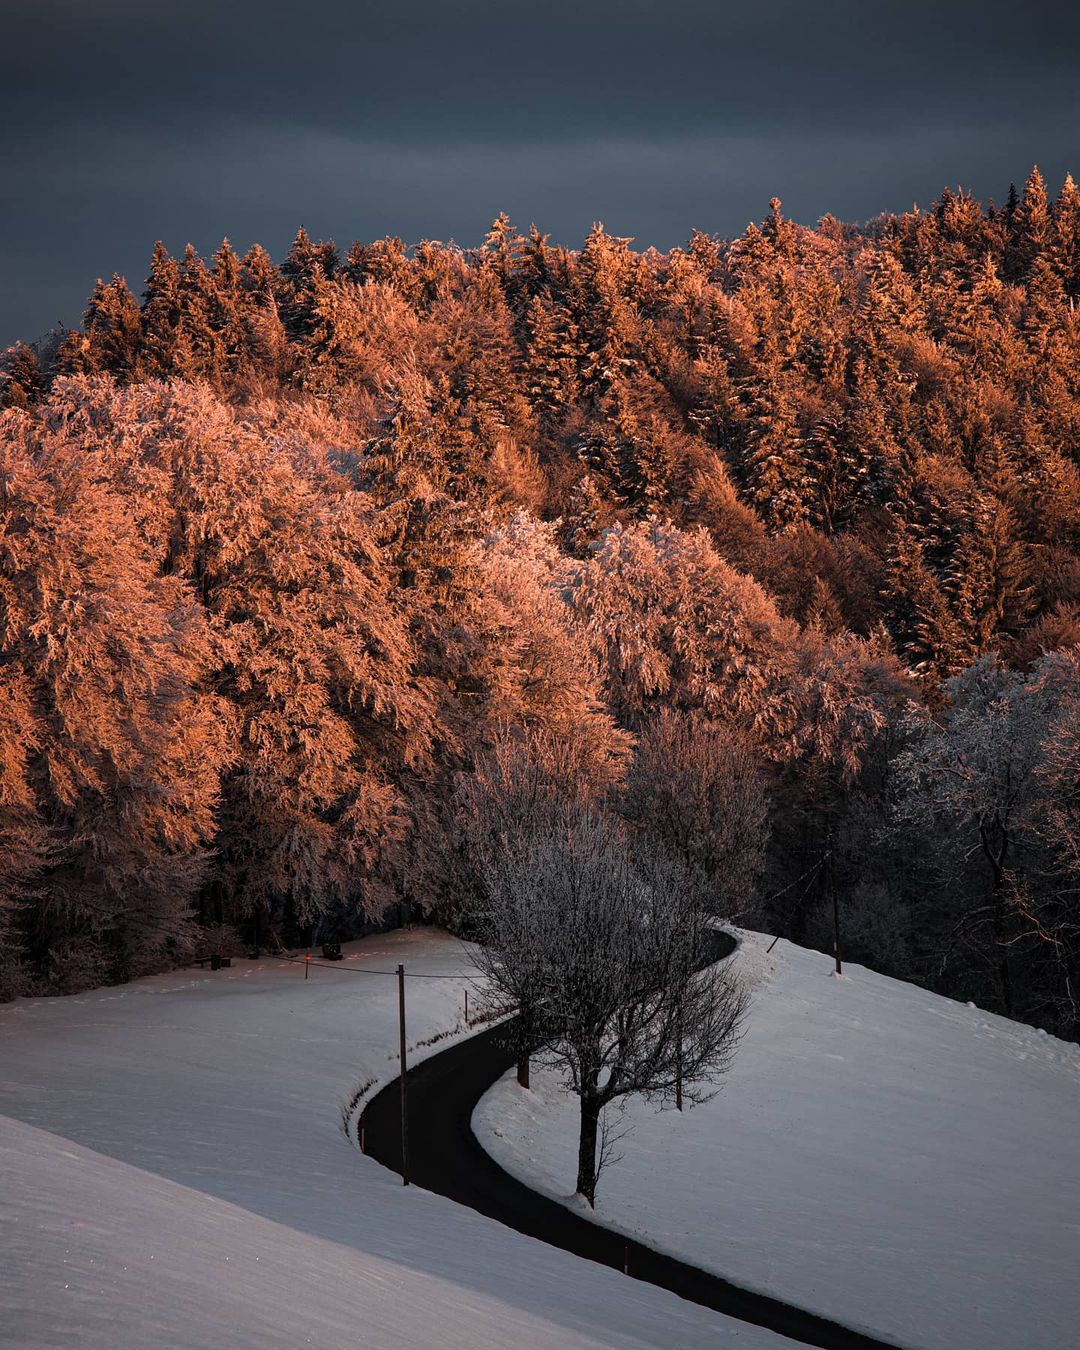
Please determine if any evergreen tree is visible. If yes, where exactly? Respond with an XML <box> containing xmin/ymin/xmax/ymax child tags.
<box><xmin>1051</xmin><ymin>173</ymin><xmax>1080</xmax><ymax>297</ymax></box>
<box><xmin>175</xmin><ymin>245</ymin><xmax>224</xmax><ymax>380</ymax></box>
<box><xmin>520</xmin><ymin>224</ymin><xmax>557</xmax><ymax>298</ymax></box>
<box><xmin>139</xmin><ymin>242</ymin><xmax>182</xmax><ymax>377</ymax></box>
<box><xmin>481</xmin><ymin>212</ymin><xmax>524</xmax><ymax>299</ymax></box>
<box><xmin>743</xmin><ymin>371</ymin><xmax>809</xmax><ymax>530</ymax></box>
<box><xmin>1005</xmin><ymin>166</ymin><xmax>1051</xmax><ymax>281</ymax></box>
<box><xmin>79</xmin><ymin>276</ymin><xmax>142</xmax><ymax>376</ymax></box>
<box><xmin>523</xmin><ymin>293</ymin><xmax>579</xmax><ymax>430</ymax></box>
<box><xmin>949</xmin><ymin>495</ymin><xmax>1031</xmax><ymax>658</ymax></box>
<box><xmin>886</xmin><ymin>522</ymin><xmax>964</xmax><ymax>680</ymax></box>
<box><xmin>280</xmin><ymin>227</ymin><xmax>338</xmax><ymax>345</ymax></box>
<box><xmin>0</xmin><ymin>343</ymin><xmax>44</xmax><ymax>409</ymax></box>
<box><xmin>210</xmin><ymin>238</ymin><xmax>248</xmax><ymax>375</ymax></box>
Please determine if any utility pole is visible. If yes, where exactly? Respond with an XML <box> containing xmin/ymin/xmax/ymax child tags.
<box><xmin>828</xmin><ymin>833</ymin><xmax>842</xmax><ymax>976</ymax></box>
<box><xmin>675</xmin><ymin>1010</ymin><xmax>683</xmax><ymax>1111</ymax></box>
<box><xmin>398</xmin><ymin>963</ymin><xmax>409</xmax><ymax>1186</ymax></box>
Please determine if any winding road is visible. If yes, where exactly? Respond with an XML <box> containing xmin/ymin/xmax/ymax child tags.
<box><xmin>361</xmin><ymin>935</ymin><xmax>901</xmax><ymax>1350</ymax></box>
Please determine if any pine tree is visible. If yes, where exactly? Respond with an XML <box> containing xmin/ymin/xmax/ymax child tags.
<box><xmin>210</xmin><ymin>238</ymin><xmax>248</xmax><ymax>375</ymax></box>
<box><xmin>860</xmin><ymin>247</ymin><xmax>921</xmax><ymax>353</ymax></box>
<box><xmin>174</xmin><ymin>245</ymin><xmax>224</xmax><ymax>380</ymax></box>
<box><xmin>949</xmin><ymin>495</ymin><xmax>1031</xmax><ymax>658</ymax></box>
<box><xmin>1021</xmin><ymin>253</ymin><xmax>1067</xmax><ymax>355</ymax></box>
<box><xmin>139</xmin><ymin>242</ymin><xmax>182</xmax><ymax>377</ymax></box>
<box><xmin>563</xmin><ymin>472</ymin><xmax>613</xmax><ymax>557</ymax></box>
<box><xmin>689</xmin><ymin>340</ymin><xmax>747</xmax><ymax>459</ymax></box>
<box><xmin>523</xmin><ymin>293</ymin><xmax>579</xmax><ymax>430</ymax></box>
<box><xmin>804</xmin><ymin>409</ymin><xmax>866</xmax><ymax>533</ymax></box>
<box><xmin>1050</xmin><ymin>174</ymin><xmax>1080</xmax><ymax>298</ymax></box>
<box><xmin>81</xmin><ymin>275</ymin><xmax>142</xmax><ymax>376</ymax></box>
<box><xmin>481</xmin><ymin>212</ymin><xmax>524</xmax><ymax>299</ymax></box>
<box><xmin>520</xmin><ymin>224</ymin><xmax>556</xmax><ymax>298</ymax></box>
<box><xmin>575</xmin><ymin>224</ymin><xmax>640</xmax><ymax>392</ymax></box>
<box><xmin>886</xmin><ymin>521</ymin><xmax>964</xmax><ymax>681</ymax></box>
<box><xmin>578</xmin><ymin>389</ymin><xmax>679</xmax><ymax>510</ymax></box>
<box><xmin>239</xmin><ymin>243</ymin><xmax>288</xmax><ymax>380</ymax></box>
<box><xmin>1005</xmin><ymin>166</ymin><xmax>1051</xmax><ymax>281</ymax></box>
<box><xmin>743</xmin><ymin>371</ymin><xmax>809</xmax><ymax>530</ymax></box>
<box><xmin>280</xmin><ymin>227</ymin><xmax>338</xmax><ymax>345</ymax></box>
<box><xmin>0</xmin><ymin>343</ymin><xmax>44</xmax><ymax>409</ymax></box>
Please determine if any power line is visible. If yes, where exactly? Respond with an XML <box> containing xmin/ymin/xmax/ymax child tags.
<box><xmin>265</xmin><ymin>952</ymin><xmax>472</xmax><ymax>980</ymax></box>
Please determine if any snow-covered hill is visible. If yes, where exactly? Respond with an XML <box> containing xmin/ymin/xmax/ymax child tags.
<box><xmin>0</xmin><ymin>929</ymin><xmax>789</xmax><ymax>1349</ymax></box>
<box><xmin>474</xmin><ymin>933</ymin><xmax>1080</xmax><ymax>1350</ymax></box>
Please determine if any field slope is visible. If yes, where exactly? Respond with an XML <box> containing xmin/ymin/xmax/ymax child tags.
<box><xmin>0</xmin><ymin>929</ymin><xmax>789</xmax><ymax>1349</ymax></box>
<box><xmin>475</xmin><ymin>934</ymin><xmax>1080</xmax><ymax>1350</ymax></box>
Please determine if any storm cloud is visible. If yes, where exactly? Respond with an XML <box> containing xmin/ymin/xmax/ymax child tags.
<box><xmin>3</xmin><ymin>0</ymin><xmax>1079</xmax><ymax>343</ymax></box>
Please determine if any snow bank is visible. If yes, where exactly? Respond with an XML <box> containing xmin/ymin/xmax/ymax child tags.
<box><xmin>0</xmin><ymin>928</ymin><xmax>790</xmax><ymax>1349</ymax></box>
<box><xmin>475</xmin><ymin>932</ymin><xmax>1080</xmax><ymax>1350</ymax></box>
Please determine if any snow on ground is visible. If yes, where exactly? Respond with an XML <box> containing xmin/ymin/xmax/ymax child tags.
<box><xmin>0</xmin><ymin>928</ymin><xmax>791</xmax><ymax>1349</ymax></box>
<box><xmin>474</xmin><ymin>933</ymin><xmax>1080</xmax><ymax>1350</ymax></box>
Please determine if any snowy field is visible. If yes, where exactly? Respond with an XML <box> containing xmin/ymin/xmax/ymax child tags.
<box><xmin>475</xmin><ymin>933</ymin><xmax>1080</xmax><ymax>1350</ymax></box>
<box><xmin>0</xmin><ymin>928</ymin><xmax>791</xmax><ymax>1349</ymax></box>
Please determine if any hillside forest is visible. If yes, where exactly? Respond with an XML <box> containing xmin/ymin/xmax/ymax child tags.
<box><xmin>3</xmin><ymin>168</ymin><xmax>1080</xmax><ymax>1038</ymax></box>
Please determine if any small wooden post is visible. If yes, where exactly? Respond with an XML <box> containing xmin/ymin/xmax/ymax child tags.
<box><xmin>398</xmin><ymin>963</ymin><xmax>409</xmax><ymax>1186</ymax></box>
<box><xmin>675</xmin><ymin>1010</ymin><xmax>683</xmax><ymax>1111</ymax></box>
<box><xmin>304</xmin><ymin>955</ymin><xmax>310</xmax><ymax>979</ymax></box>
<box><xmin>464</xmin><ymin>987</ymin><xmax>469</xmax><ymax>1027</ymax></box>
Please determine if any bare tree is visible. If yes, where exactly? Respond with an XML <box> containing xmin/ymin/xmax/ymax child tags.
<box><xmin>458</xmin><ymin>726</ymin><xmax>612</xmax><ymax>1086</ymax></box>
<box><xmin>891</xmin><ymin>656</ymin><xmax>1047</xmax><ymax>1016</ymax></box>
<box><xmin>621</xmin><ymin>709</ymin><xmax>768</xmax><ymax>918</ymax></box>
<box><xmin>470</xmin><ymin>808</ymin><xmax>747</xmax><ymax>1206</ymax></box>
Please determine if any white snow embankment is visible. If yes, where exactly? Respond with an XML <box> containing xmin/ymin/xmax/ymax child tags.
<box><xmin>474</xmin><ymin>932</ymin><xmax>1080</xmax><ymax>1350</ymax></box>
<box><xmin>0</xmin><ymin>928</ymin><xmax>792</xmax><ymax>1349</ymax></box>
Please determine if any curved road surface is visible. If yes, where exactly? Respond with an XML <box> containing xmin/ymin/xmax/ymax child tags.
<box><xmin>362</xmin><ymin>936</ymin><xmax>901</xmax><ymax>1350</ymax></box>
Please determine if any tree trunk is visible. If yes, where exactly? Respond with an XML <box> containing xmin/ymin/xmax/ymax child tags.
<box><xmin>576</xmin><ymin>1092</ymin><xmax>601</xmax><ymax>1207</ymax></box>
<box><xmin>990</xmin><ymin>870</ymin><xmax>1013</xmax><ymax>1018</ymax></box>
<box><xmin>516</xmin><ymin>1014</ymin><xmax>532</xmax><ymax>1088</ymax></box>
<box><xmin>981</xmin><ymin>823</ymin><xmax>1014</xmax><ymax>1018</ymax></box>
<box><xmin>994</xmin><ymin>910</ymin><xmax>1014</xmax><ymax>1017</ymax></box>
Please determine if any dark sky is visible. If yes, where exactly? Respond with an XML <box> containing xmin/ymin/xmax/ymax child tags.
<box><xmin>3</xmin><ymin>0</ymin><xmax>1080</xmax><ymax>345</ymax></box>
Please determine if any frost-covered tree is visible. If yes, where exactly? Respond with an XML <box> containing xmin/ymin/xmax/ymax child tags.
<box><xmin>0</xmin><ymin>404</ymin><xmax>223</xmax><ymax>989</ymax></box>
<box><xmin>470</xmin><ymin>807</ymin><xmax>747</xmax><ymax>1205</ymax></box>
<box><xmin>570</xmin><ymin>518</ymin><xmax>796</xmax><ymax>737</ymax></box>
<box><xmin>459</xmin><ymin>724</ymin><xmax>615</xmax><ymax>1086</ymax></box>
<box><xmin>0</xmin><ymin>343</ymin><xmax>44</xmax><ymax>410</ymax></box>
<box><xmin>891</xmin><ymin>656</ymin><xmax>1049</xmax><ymax>1015</ymax></box>
<box><xmin>1012</xmin><ymin>648</ymin><xmax>1080</xmax><ymax>1034</ymax></box>
<box><xmin>67</xmin><ymin>276</ymin><xmax>142</xmax><ymax>377</ymax></box>
<box><xmin>621</xmin><ymin>710</ymin><xmax>768</xmax><ymax>918</ymax></box>
<box><xmin>475</xmin><ymin>513</ymin><xmax>632</xmax><ymax>779</ymax></box>
<box><xmin>22</xmin><ymin>380</ymin><xmax>437</xmax><ymax>940</ymax></box>
<box><xmin>743</xmin><ymin>372</ymin><xmax>809</xmax><ymax>530</ymax></box>
<box><xmin>139</xmin><ymin>242</ymin><xmax>182</xmax><ymax>377</ymax></box>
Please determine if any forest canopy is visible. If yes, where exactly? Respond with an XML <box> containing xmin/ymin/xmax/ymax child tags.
<box><xmin>3</xmin><ymin>169</ymin><xmax>1080</xmax><ymax>1038</ymax></box>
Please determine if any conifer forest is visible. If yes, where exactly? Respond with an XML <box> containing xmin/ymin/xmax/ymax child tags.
<box><xmin>6</xmin><ymin>172</ymin><xmax>1080</xmax><ymax>1041</ymax></box>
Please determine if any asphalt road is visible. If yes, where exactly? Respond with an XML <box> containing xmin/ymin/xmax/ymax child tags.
<box><xmin>361</xmin><ymin>934</ymin><xmax>901</xmax><ymax>1350</ymax></box>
